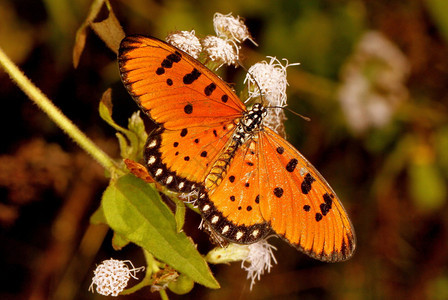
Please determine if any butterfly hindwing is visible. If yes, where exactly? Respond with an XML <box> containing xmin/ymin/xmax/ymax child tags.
<box><xmin>145</xmin><ymin>122</ymin><xmax>237</xmax><ymax>192</ymax></box>
<box><xmin>198</xmin><ymin>139</ymin><xmax>271</xmax><ymax>244</ymax></box>
<box><xmin>119</xmin><ymin>35</ymin><xmax>246</xmax><ymax>130</ymax></box>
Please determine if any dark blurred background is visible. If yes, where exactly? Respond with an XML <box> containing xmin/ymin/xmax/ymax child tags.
<box><xmin>1</xmin><ymin>0</ymin><xmax>448</xmax><ymax>299</ymax></box>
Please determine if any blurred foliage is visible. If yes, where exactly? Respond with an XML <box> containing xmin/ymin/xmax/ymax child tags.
<box><xmin>1</xmin><ymin>0</ymin><xmax>448</xmax><ymax>299</ymax></box>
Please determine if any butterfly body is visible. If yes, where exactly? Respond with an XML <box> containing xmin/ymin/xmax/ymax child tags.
<box><xmin>118</xmin><ymin>35</ymin><xmax>356</xmax><ymax>262</ymax></box>
<box><xmin>205</xmin><ymin>103</ymin><xmax>266</xmax><ymax>191</ymax></box>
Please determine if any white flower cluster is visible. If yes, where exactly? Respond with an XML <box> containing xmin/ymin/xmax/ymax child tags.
<box><xmin>242</xmin><ymin>240</ymin><xmax>277</xmax><ymax>290</ymax></box>
<box><xmin>245</xmin><ymin>57</ymin><xmax>299</xmax><ymax>136</ymax></box>
<box><xmin>166</xmin><ymin>12</ymin><xmax>254</xmax><ymax>68</ymax></box>
<box><xmin>89</xmin><ymin>259</ymin><xmax>144</xmax><ymax>296</ymax></box>
<box><xmin>338</xmin><ymin>31</ymin><xmax>410</xmax><ymax>134</ymax></box>
<box><xmin>166</xmin><ymin>30</ymin><xmax>202</xmax><ymax>59</ymax></box>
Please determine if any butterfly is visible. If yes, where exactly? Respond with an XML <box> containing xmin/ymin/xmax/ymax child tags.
<box><xmin>118</xmin><ymin>35</ymin><xmax>356</xmax><ymax>262</ymax></box>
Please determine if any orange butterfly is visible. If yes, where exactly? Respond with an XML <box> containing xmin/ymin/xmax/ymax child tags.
<box><xmin>118</xmin><ymin>35</ymin><xmax>356</xmax><ymax>262</ymax></box>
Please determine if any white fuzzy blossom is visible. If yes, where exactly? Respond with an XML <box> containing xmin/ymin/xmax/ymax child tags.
<box><xmin>166</xmin><ymin>30</ymin><xmax>202</xmax><ymax>59</ymax></box>
<box><xmin>338</xmin><ymin>31</ymin><xmax>410</xmax><ymax>134</ymax></box>
<box><xmin>89</xmin><ymin>259</ymin><xmax>145</xmax><ymax>296</ymax></box>
<box><xmin>201</xmin><ymin>35</ymin><xmax>239</xmax><ymax>68</ymax></box>
<box><xmin>213</xmin><ymin>12</ymin><xmax>256</xmax><ymax>45</ymax></box>
<box><xmin>243</xmin><ymin>240</ymin><xmax>277</xmax><ymax>290</ymax></box>
<box><xmin>205</xmin><ymin>240</ymin><xmax>277</xmax><ymax>290</ymax></box>
<box><xmin>245</xmin><ymin>57</ymin><xmax>299</xmax><ymax>136</ymax></box>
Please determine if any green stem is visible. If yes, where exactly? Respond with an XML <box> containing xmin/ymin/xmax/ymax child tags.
<box><xmin>0</xmin><ymin>46</ymin><xmax>123</xmax><ymax>176</ymax></box>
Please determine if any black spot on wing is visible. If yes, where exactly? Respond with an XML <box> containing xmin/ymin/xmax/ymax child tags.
<box><xmin>183</xmin><ymin>68</ymin><xmax>201</xmax><ymax>84</ymax></box>
<box><xmin>204</xmin><ymin>83</ymin><xmax>216</xmax><ymax>96</ymax></box>
<box><xmin>180</xmin><ymin>128</ymin><xmax>188</xmax><ymax>137</ymax></box>
<box><xmin>323</xmin><ymin>193</ymin><xmax>333</xmax><ymax>208</ymax></box>
<box><xmin>301</xmin><ymin>173</ymin><xmax>316</xmax><ymax>194</ymax></box>
<box><xmin>184</xmin><ymin>104</ymin><xmax>193</xmax><ymax>114</ymax></box>
<box><xmin>221</xmin><ymin>95</ymin><xmax>228</xmax><ymax>103</ymax></box>
<box><xmin>273</xmin><ymin>187</ymin><xmax>284</xmax><ymax>198</ymax></box>
<box><xmin>276</xmin><ymin>147</ymin><xmax>284</xmax><ymax>154</ymax></box>
<box><xmin>286</xmin><ymin>158</ymin><xmax>298</xmax><ymax>172</ymax></box>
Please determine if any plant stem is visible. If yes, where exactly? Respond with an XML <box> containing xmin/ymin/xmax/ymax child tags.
<box><xmin>0</xmin><ymin>46</ymin><xmax>122</xmax><ymax>175</ymax></box>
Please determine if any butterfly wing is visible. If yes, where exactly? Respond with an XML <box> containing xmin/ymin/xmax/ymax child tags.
<box><xmin>118</xmin><ymin>35</ymin><xmax>246</xmax><ymax>192</ymax></box>
<box><xmin>198</xmin><ymin>126</ymin><xmax>355</xmax><ymax>262</ymax></box>
<box><xmin>258</xmin><ymin>127</ymin><xmax>355</xmax><ymax>261</ymax></box>
<box><xmin>118</xmin><ymin>35</ymin><xmax>246</xmax><ymax>129</ymax></box>
<box><xmin>198</xmin><ymin>139</ymin><xmax>271</xmax><ymax>244</ymax></box>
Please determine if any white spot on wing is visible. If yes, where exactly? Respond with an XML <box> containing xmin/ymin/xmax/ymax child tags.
<box><xmin>211</xmin><ymin>215</ymin><xmax>219</xmax><ymax>224</ymax></box>
<box><xmin>166</xmin><ymin>176</ymin><xmax>173</xmax><ymax>184</ymax></box>
<box><xmin>235</xmin><ymin>231</ymin><xmax>244</xmax><ymax>240</ymax></box>
<box><xmin>147</xmin><ymin>139</ymin><xmax>157</xmax><ymax>148</ymax></box>
<box><xmin>155</xmin><ymin>168</ymin><xmax>163</xmax><ymax>177</ymax></box>
<box><xmin>147</xmin><ymin>156</ymin><xmax>156</xmax><ymax>165</ymax></box>
<box><xmin>222</xmin><ymin>225</ymin><xmax>230</xmax><ymax>234</ymax></box>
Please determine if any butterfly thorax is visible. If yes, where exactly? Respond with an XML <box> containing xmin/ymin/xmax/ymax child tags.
<box><xmin>205</xmin><ymin>103</ymin><xmax>266</xmax><ymax>190</ymax></box>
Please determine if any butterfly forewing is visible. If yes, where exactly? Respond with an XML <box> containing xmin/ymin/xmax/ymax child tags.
<box><xmin>119</xmin><ymin>35</ymin><xmax>246</xmax><ymax>130</ymax></box>
<box><xmin>258</xmin><ymin>127</ymin><xmax>355</xmax><ymax>261</ymax></box>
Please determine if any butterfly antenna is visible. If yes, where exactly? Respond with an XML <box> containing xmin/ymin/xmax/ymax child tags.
<box><xmin>266</xmin><ymin>105</ymin><xmax>311</xmax><ymax>122</ymax></box>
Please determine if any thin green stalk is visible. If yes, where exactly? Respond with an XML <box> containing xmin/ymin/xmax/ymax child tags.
<box><xmin>0</xmin><ymin>46</ymin><xmax>122</xmax><ymax>175</ymax></box>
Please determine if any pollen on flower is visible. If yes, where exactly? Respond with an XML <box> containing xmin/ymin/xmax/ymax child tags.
<box><xmin>213</xmin><ymin>12</ymin><xmax>256</xmax><ymax>45</ymax></box>
<box><xmin>245</xmin><ymin>57</ymin><xmax>299</xmax><ymax>136</ymax></box>
<box><xmin>201</xmin><ymin>35</ymin><xmax>239</xmax><ymax>68</ymax></box>
<box><xmin>166</xmin><ymin>30</ymin><xmax>202</xmax><ymax>59</ymax></box>
<box><xmin>89</xmin><ymin>259</ymin><xmax>145</xmax><ymax>297</ymax></box>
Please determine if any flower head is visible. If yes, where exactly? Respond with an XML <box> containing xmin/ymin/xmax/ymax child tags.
<box><xmin>201</xmin><ymin>35</ymin><xmax>239</xmax><ymax>68</ymax></box>
<box><xmin>89</xmin><ymin>259</ymin><xmax>145</xmax><ymax>296</ymax></box>
<box><xmin>206</xmin><ymin>240</ymin><xmax>277</xmax><ymax>290</ymax></box>
<box><xmin>213</xmin><ymin>12</ymin><xmax>256</xmax><ymax>45</ymax></box>
<box><xmin>166</xmin><ymin>30</ymin><xmax>202</xmax><ymax>59</ymax></box>
<box><xmin>245</xmin><ymin>57</ymin><xmax>299</xmax><ymax>136</ymax></box>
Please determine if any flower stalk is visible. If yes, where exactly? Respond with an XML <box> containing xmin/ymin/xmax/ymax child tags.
<box><xmin>0</xmin><ymin>46</ymin><xmax>123</xmax><ymax>176</ymax></box>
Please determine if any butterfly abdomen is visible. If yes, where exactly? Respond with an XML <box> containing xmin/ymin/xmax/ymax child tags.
<box><xmin>205</xmin><ymin>139</ymin><xmax>239</xmax><ymax>190</ymax></box>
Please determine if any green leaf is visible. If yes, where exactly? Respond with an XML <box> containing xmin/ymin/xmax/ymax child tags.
<box><xmin>90</xmin><ymin>204</ymin><xmax>107</xmax><ymax>224</ymax></box>
<box><xmin>112</xmin><ymin>232</ymin><xmax>130</xmax><ymax>250</ymax></box>
<box><xmin>102</xmin><ymin>175</ymin><xmax>220</xmax><ymax>289</ymax></box>
<box><xmin>99</xmin><ymin>89</ymin><xmax>146</xmax><ymax>161</ymax></box>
